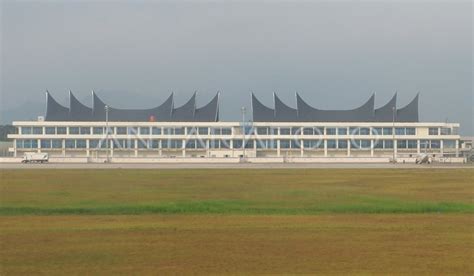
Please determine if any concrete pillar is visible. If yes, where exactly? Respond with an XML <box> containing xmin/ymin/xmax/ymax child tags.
<box><xmin>86</xmin><ymin>140</ymin><xmax>90</xmax><ymax>157</ymax></box>
<box><xmin>134</xmin><ymin>139</ymin><xmax>138</xmax><ymax>157</ymax></box>
<box><xmin>37</xmin><ymin>138</ymin><xmax>41</xmax><ymax>153</ymax></box>
<box><xmin>370</xmin><ymin>140</ymin><xmax>374</xmax><ymax>157</ymax></box>
<box><xmin>13</xmin><ymin>139</ymin><xmax>17</xmax><ymax>157</ymax></box>
<box><xmin>440</xmin><ymin>140</ymin><xmax>444</xmax><ymax>156</ymax></box>
<box><xmin>182</xmin><ymin>139</ymin><xmax>186</xmax><ymax>157</ymax></box>
<box><xmin>347</xmin><ymin>139</ymin><xmax>351</xmax><ymax>157</ymax></box>
<box><xmin>62</xmin><ymin>139</ymin><xmax>66</xmax><ymax>157</ymax></box>
<box><xmin>300</xmin><ymin>139</ymin><xmax>304</xmax><ymax>157</ymax></box>
<box><xmin>455</xmin><ymin>140</ymin><xmax>459</xmax><ymax>157</ymax></box>
<box><xmin>324</xmin><ymin>140</ymin><xmax>328</xmax><ymax>157</ymax></box>
<box><xmin>417</xmin><ymin>139</ymin><xmax>421</xmax><ymax>154</ymax></box>
<box><xmin>277</xmin><ymin>140</ymin><xmax>281</xmax><ymax>157</ymax></box>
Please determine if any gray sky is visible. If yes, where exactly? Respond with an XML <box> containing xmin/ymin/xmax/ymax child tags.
<box><xmin>1</xmin><ymin>1</ymin><xmax>472</xmax><ymax>134</ymax></box>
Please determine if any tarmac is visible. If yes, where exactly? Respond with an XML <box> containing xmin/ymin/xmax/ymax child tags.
<box><xmin>0</xmin><ymin>162</ymin><xmax>472</xmax><ymax>169</ymax></box>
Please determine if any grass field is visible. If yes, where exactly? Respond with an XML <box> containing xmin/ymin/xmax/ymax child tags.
<box><xmin>1</xmin><ymin>169</ymin><xmax>473</xmax><ymax>274</ymax></box>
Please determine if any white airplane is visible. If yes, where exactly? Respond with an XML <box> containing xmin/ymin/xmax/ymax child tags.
<box><xmin>415</xmin><ymin>141</ymin><xmax>433</xmax><ymax>164</ymax></box>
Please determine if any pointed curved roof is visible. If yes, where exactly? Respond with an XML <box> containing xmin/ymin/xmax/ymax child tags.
<box><xmin>194</xmin><ymin>92</ymin><xmax>220</xmax><ymax>122</ymax></box>
<box><xmin>252</xmin><ymin>93</ymin><xmax>274</xmax><ymax>122</ymax></box>
<box><xmin>274</xmin><ymin>93</ymin><xmax>298</xmax><ymax>122</ymax></box>
<box><xmin>69</xmin><ymin>91</ymin><xmax>92</xmax><ymax>121</ymax></box>
<box><xmin>172</xmin><ymin>92</ymin><xmax>196</xmax><ymax>121</ymax></box>
<box><xmin>296</xmin><ymin>93</ymin><xmax>375</xmax><ymax>122</ymax></box>
<box><xmin>45</xmin><ymin>91</ymin><xmax>69</xmax><ymax>121</ymax></box>
<box><xmin>397</xmin><ymin>94</ymin><xmax>419</xmax><ymax>122</ymax></box>
<box><xmin>374</xmin><ymin>93</ymin><xmax>397</xmax><ymax>122</ymax></box>
<box><xmin>46</xmin><ymin>91</ymin><xmax>217</xmax><ymax>122</ymax></box>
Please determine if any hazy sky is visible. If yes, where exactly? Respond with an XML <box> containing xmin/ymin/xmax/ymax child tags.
<box><xmin>1</xmin><ymin>1</ymin><xmax>472</xmax><ymax>134</ymax></box>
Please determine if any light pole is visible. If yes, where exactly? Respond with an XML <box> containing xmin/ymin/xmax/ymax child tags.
<box><xmin>105</xmin><ymin>105</ymin><xmax>109</xmax><ymax>162</ymax></box>
<box><xmin>392</xmin><ymin>106</ymin><xmax>396</xmax><ymax>163</ymax></box>
<box><xmin>241</xmin><ymin>107</ymin><xmax>246</xmax><ymax>158</ymax></box>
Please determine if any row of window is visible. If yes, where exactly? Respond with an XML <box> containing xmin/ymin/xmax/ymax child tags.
<box><xmin>16</xmin><ymin>139</ymin><xmax>454</xmax><ymax>150</ymax></box>
<box><xmin>19</xmin><ymin>126</ymin><xmax>434</xmax><ymax>136</ymax></box>
<box><xmin>429</xmin><ymin>127</ymin><xmax>453</xmax><ymax>135</ymax></box>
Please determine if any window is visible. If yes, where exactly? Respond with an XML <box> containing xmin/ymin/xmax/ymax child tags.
<box><xmin>431</xmin><ymin>140</ymin><xmax>441</xmax><ymax>148</ymax></box>
<box><xmin>244</xmin><ymin>140</ymin><xmax>254</xmax><ymax>149</ymax></box>
<box><xmin>326</xmin><ymin>128</ymin><xmax>336</xmax><ymax>135</ymax></box>
<box><xmin>175</xmin><ymin>128</ymin><xmax>185</xmax><ymax>135</ymax></box>
<box><xmin>384</xmin><ymin>140</ymin><xmax>394</xmax><ymax>149</ymax></box>
<box><xmin>372</xmin><ymin>128</ymin><xmax>382</xmax><ymax>136</ymax></box>
<box><xmin>406</xmin><ymin>128</ymin><xmax>416</xmax><ymax>135</ymax></box>
<box><xmin>21</xmin><ymin>127</ymin><xmax>32</xmax><ymax>135</ymax></box>
<box><xmin>303</xmin><ymin>140</ymin><xmax>323</xmax><ymax>149</ymax></box>
<box><xmin>280</xmin><ymin>139</ymin><xmax>290</xmax><ymax>149</ymax></box>
<box><xmin>65</xmin><ymin>139</ymin><xmax>76</xmax><ymax>148</ymax></box>
<box><xmin>303</xmin><ymin>128</ymin><xmax>314</xmax><ymax>135</ymax></box>
<box><xmin>428</xmin><ymin>128</ymin><xmax>439</xmax><ymax>135</ymax></box>
<box><xmin>45</xmin><ymin>127</ymin><xmax>56</xmax><ymax>135</ymax></box>
<box><xmin>383</xmin><ymin>128</ymin><xmax>393</xmax><ymax>135</ymax></box>
<box><xmin>232</xmin><ymin>139</ymin><xmax>243</xmax><ymax>149</ymax></box>
<box><xmin>291</xmin><ymin>127</ymin><xmax>301</xmax><ymax>135</ymax></box>
<box><xmin>349</xmin><ymin>127</ymin><xmax>359</xmax><ymax>135</ymax></box>
<box><xmin>90</xmin><ymin>140</ymin><xmax>107</xmax><ymax>149</ymax></box>
<box><xmin>127</xmin><ymin>127</ymin><xmax>138</xmax><ymax>135</ymax></box>
<box><xmin>337</xmin><ymin>140</ymin><xmax>348</xmax><ymax>149</ymax></box>
<box><xmin>361</xmin><ymin>140</ymin><xmax>371</xmax><ymax>148</ymax></box>
<box><xmin>93</xmin><ymin>127</ymin><xmax>104</xmax><ymax>135</ymax></box>
<box><xmin>162</xmin><ymin>139</ymin><xmax>182</xmax><ymax>149</ymax></box>
<box><xmin>52</xmin><ymin>139</ymin><xmax>62</xmax><ymax>148</ymax></box>
<box><xmin>198</xmin><ymin>127</ymin><xmax>208</xmax><ymax>135</ymax></box>
<box><xmin>140</xmin><ymin>127</ymin><xmax>150</xmax><ymax>135</ymax></box>
<box><xmin>80</xmin><ymin>127</ymin><xmax>90</xmax><ymax>135</ymax></box>
<box><xmin>116</xmin><ymin>127</ymin><xmax>127</xmax><ymax>135</ymax></box>
<box><xmin>76</xmin><ymin>139</ymin><xmax>87</xmax><ymax>148</ymax></box>
<box><xmin>69</xmin><ymin>127</ymin><xmax>79</xmax><ymax>135</ymax></box>
<box><xmin>17</xmin><ymin>139</ymin><xmax>38</xmax><ymax>148</ymax></box>
<box><xmin>257</xmin><ymin>139</ymin><xmax>276</xmax><ymax>149</ymax></box>
<box><xmin>327</xmin><ymin>140</ymin><xmax>337</xmax><ymax>149</ymax></box>
<box><xmin>360</xmin><ymin>128</ymin><xmax>370</xmax><ymax>135</ymax></box>
<box><xmin>186</xmin><ymin>127</ymin><xmax>196</xmax><ymax>135</ymax></box>
<box><xmin>397</xmin><ymin>140</ymin><xmax>407</xmax><ymax>149</ymax></box>
<box><xmin>257</xmin><ymin>127</ymin><xmax>269</xmax><ymax>135</ymax></box>
<box><xmin>444</xmin><ymin>140</ymin><xmax>456</xmax><ymax>148</ymax></box>
<box><xmin>137</xmin><ymin>140</ymin><xmax>149</xmax><ymax>149</ymax></box>
<box><xmin>220</xmin><ymin>139</ymin><xmax>231</xmax><ymax>148</ymax></box>
<box><xmin>152</xmin><ymin>127</ymin><xmax>161</xmax><ymax>135</ymax></box>
<box><xmin>57</xmin><ymin>127</ymin><xmax>67</xmax><ymax>134</ymax></box>
<box><xmin>374</xmin><ymin>139</ymin><xmax>383</xmax><ymax>149</ymax></box>
<box><xmin>440</xmin><ymin>128</ymin><xmax>451</xmax><ymax>135</ymax></box>
<box><xmin>41</xmin><ymin>140</ymin><xmax>51</xmax><ymax>148</ymax></box>
<box><xmin>290</xmin><ymin>140</ymin><xmax>300</xmax><ymax>149</ymax></box>
<box><xmin>280</xmin><ymin>128</ymin><xmax>291</xmax><ymax>135</ymax></box>
<box><xmin>407</xmin><ymin>140</ymin><xmax>417</xmax><ymax>149</ymax></box>
<box><xmin>395</xmin><ymin>128</ymin><xmax>405</xmax><ymax>135</ymax></box>
<box><xmin>151</xmin><ymin>140</ymin><xmax>160</xmax><ymax>149</ymax></box>
<box><xmin>33</xmin><ymin>127</ymin><xmax>43</xmax><ymax>134</ymax></box>
<box><xmin>337</xmin><ymin>128</ymin><xmax>347</xmax><ymax>135</ymax></box>
<box><xmin>221</xmin><ymin>128</ymin><xmax>232</xmax><ymax>135</ymax></box>
<box><xmin>314</xmin><ymin>127</ymin><xmax>324</xmax><ymax>135</ymax></box>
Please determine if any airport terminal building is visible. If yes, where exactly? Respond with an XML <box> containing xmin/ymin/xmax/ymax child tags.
<box><xmin>8</xmin><ymin>91</ymin><xmax>462</xmax><ymax>162</ymax></box>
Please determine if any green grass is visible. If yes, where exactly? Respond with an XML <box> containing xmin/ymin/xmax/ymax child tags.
<box><xmin>1</xmin><ymin>169</ymin><xmax>473</xmax><ymax>215</ymax></box>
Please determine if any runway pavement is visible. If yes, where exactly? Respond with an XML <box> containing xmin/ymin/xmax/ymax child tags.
<box><xmin>0</xmin><ymin>162</ymin><xmax>472</xmax><ymax>169</ymax></box>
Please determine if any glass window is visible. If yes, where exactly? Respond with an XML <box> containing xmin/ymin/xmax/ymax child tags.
<box><xmin>337</xmin><ymin>128</ymin><xmax>347</xmax><ymax>135</ymax></box>
<box><xmin>314</xmin><ymin>127</ymin><xmax>324</xmax><ymax>135</ymax></box>
<box><xmin>80</xmin><ymin>127</ymin><xmax>90</xmax><ymax>135</ymax></box>
<box><xmin>327</xmin><ymin>139</ymin><xmax>337</xmax><ymax>149</ymax></box>
<box><xmin>406</xmin><ymin>128</ymin><xmax>416</xmax><ymax>135</ymax></box>
<box><xmin>383</xmin><ymin>128</ymin><xmax>393</xmax><ymax>135</ymax></box>
<box><xmin>186</xmin><ymin>139</ymin><xmax>197</xmax><ymax>149</ymax></box>
<box><xmin>198</xmin><ymin>127</ymin><xmax>208</xmax><ymax>135</ymax></box>
<box><xmin>65</xmin><ymin>139</ymin><xmax>75</xmax><ymax>148</ymax></box>
<box><xmin>361</xmin><ymin>140</ymin><xmax>371</xmax><ymax>148</ymax></box>
<box><xmin>137</xmin><ymin>140</ymin><xmax>149</xmax><ymax>149</ymax></box>
<box><xmin>232</xmin><ymin>139</ymin><xmax>243</xmax><ymax>149</ymax></box>
<box><xmin>384</xmin><ymin>140</ymin><xmax>394</xmax><ymax>149</ymax></box>
<box><xmin>431</xmin><ymin>140</ymin><xmax>441</xmax><ymax>148</ymax></box>
<box><xmin>212</xmin><ymin>128</ymin><xmax>221</xmax><ymax>135</ymax></box>
<box><xmin>116</xmin><ymin>127</ymin><xmax>127</xmax><ymax>135</ymax></box>
<box><xmin>440</xmin><ymin>128</ymin><xmax>451</xmax><ymax>135</ymax></box>
<box><xmin>57</xmin><ymin>127</ymin><xmax>67</xmax><ymax>135</ymax></box>
<box><xmin>257</xmin><ymin>127</ymin><xmax>269</xmax><ymax>135</ymax></box>
<box><xmin>397</xmin><ymin>140</ymin><xmax>407</xmax><ymax>149</ymax></box>
<box><xmin>220</xmin><ymin>139</ymin><xmax>231</xmax><ymax>149</ymax></box>
<box><xmin>152</xmin><ymin>127</ymin><xmax>161</xmax><ymax>135</ymax></box>
<box><xmin>443</xmin><ymin>140</ymin><xmax>456</xmax><ymax>148</ymax></box>
<box><xmin>151</xmin><ymin>140</ymin><xmax>160</xmax><ymax>149</ymax></box>
<box><xmin>280</xmin><ymin>128</ymin><xmax>291</xmax><ymax>135</ymax></box>
<box><xmin>290</xmin><ymin>139</ymin><xmax>300</xmax><ymax>149</ymax></box>
<box><xmin>140</xmin><ymin>127</ymin><xmax>150</xmax><ymax>135</ymax></box>
<box><xmin>395</xmin><ymin>128</ymin><xmax>405</xmax><ymax>135</ymax></box>
<box><xmin>221</xmin><ymin>128</ymin><xmax>232</xmax><ymax>135</ymax></box>
<box><xmin>33</xmin><ymin>127</ymin><xmax>43</xmax><ymax>134</ymax></box>
<box><xmin>76</xmin><ymin>139</ymin><xmax>87</xmax><ymax>148</ymax></box>
<box><xmin>16</xmin><ymin>140</ymin><xmax>23</xmax><ymax>148</ymax></box>
<box><xmin>69</xmin><ymin>127</ymin><xmax>79</xmax><ymax>135</ymax></box>
<box><xmin>337</xmin><ymin>140</ymin><xmax>348</xmax><ymax>149</ymax></box>
<box><xmin>291</xmin><ymin>127</ymin><xmax>301</xmax><ymax>135</ymax></box>
<box><xmin>303</xmin><ymin>128</ymin><xmax>314</xmax><ymax>135</ymax></box>
<box><xmin>280</xmin><ymin>139</ymin><xmax>290</xmax><ymax>149</ymax></box>
<box><xmin>45</xmin><ymin>127</ymin><xmax>56</xmax><ymax>135</ymax></box>
<box><xmin>41</xmin><ymin>139</ymin><xmax>51</xmax><ymax>148</ymax></box>
<box><xmin>372</xmin><ymin>128</ymin><xmax>382</xmax><ymax>136</ymax></box>
<box><xmin>349</xmin><ymin>127</ymin><xmax>359</xmax><ymax>135</ymax></box>
<box><xmin>428</xmin><ymin>128</ymin><xmax>439</xmax><ymax>135</ymax></box>
<box><xmin>93</xmin><ymin>127</ymin><xmax>104</xmax><ymax>135</ymax></box>
<box><xmin>21</xmin><ymin>127</ymin><xmax>32</xmax><ymax>135</ymax></box>
<box><xmin>303</xmin><ymin>140</ymin><xmax>322</xmax><ymax>149</ymax></box>
<box><xmin>174</xmin><ymin>128</ymin><xmax>185</xmax><ymax>135</ymax></box>
<box><xmin>407</xmin><ymin>140</ymin><xmax>417</xmax><ymax>149</ymax></box>
<box><xmin>244</xmin><ymin>140</ymin><xmax>254</xmax><ymax>149</ymax></box>
<box><xmin>359</xmin><ymin>128</ymin><xmax>370</xmax><ymax>135</ymax></box>
<box><xmin>326</xmin><ymin>128</ymin><xmax>336</xmax><ymax>135</ymax></box>
<box><xmin>374</xmin><ymin>139</ymin><xmax>383</xmax><ymax>149</ymax></box>
<box><xmin>186</xmin><ymin>127</ymin><xmax>196</xmax><ymax>135</ymax></box>
<box><xmin>127</xmin><ymin>127</ymin><xmax>138</xmax><ymax>135</ymax></box>
<box><xmin>52</xmin><ymin>139</ymin><xmax>62</xmax><ymax>148</ymax></box>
